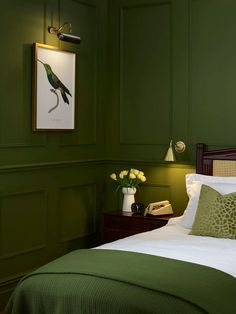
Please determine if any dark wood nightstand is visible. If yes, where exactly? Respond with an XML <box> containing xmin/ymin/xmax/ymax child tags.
<box><xmin>102</xmin><ymin>211</ymin><xmax>176</xmax><ymax>243</ymax></box>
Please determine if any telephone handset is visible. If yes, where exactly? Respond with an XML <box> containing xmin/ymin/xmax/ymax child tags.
<box><xmin>144</xmin><ymin>200</ymin><xmax>173</xmax><ymax>216</ymax></box>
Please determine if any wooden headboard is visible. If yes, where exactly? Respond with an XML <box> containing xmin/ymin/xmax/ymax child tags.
<box><xmin>196</xmin><ymin>143</ymin><xmax>236</xmax><ymax>176</ymax></box>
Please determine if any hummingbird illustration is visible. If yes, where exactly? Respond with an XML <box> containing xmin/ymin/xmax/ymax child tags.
<box><xmin>38</xmin><ymin>59</ymin><xmax>72</xmax><ymax>104</ymax></box>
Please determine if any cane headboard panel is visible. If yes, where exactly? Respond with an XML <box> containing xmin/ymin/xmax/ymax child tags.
<box><xmin>196</xmin><ymin>143</ymin><xmax>236</xmax><ymax>176</ymax></box>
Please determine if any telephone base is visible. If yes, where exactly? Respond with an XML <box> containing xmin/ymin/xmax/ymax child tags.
<box><xmin>146</xmin><ymin>213</ymin><xmax>173</xmax><ymax>217</ymax></box>
<box><xmin>144</xmin><ymin>201</ymin><xmax>173</xmax><ymax>216</ymax></box>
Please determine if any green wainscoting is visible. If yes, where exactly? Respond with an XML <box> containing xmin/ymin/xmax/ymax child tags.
<box><xmin>0</xmin><ymin>0</ymin><xmax>107</xmax><ymax>308</ymax></box>
<box><xmin>1</xmin><ymin>0</ymin><xmax>236</xmax><ymax>309</ymax></box>
<box><xmin>0</xmin><ymin>161</ymin><xmax>105</xmax><ymax>307</ymax></box>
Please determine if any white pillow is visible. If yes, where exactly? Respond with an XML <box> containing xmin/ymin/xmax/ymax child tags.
<box><xmin>180</xmin><ymin>173</ymin><xmax>236</xmax><ymax>229</ymax></box>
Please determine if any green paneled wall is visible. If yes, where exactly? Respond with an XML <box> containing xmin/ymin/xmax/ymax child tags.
<box><xmin>189</xmin><ymin>0</ymin><xmax>236</xmax><ymax>145</ymax></box>
<box><xmin>0</xmin><ymin>0</ymin><xmax>106</xmax><ymax>163</ymax></box>
<box><xmin>120</xmin><ymin>3</ymin><xmax>171</xmax><ymax>144</ymax></box>
<box><xmin>0</xmin><ymin>0</ymin><xmax>107</xmax><ymax>308</ymax></box>
<box><xmin>1</xmin><ymin>0</ymin><xmax>236</xmax><ymax>309</ymax></box>
<box><xmin>106</xmin><ymin>0</ymin><xmax>236</xmax><ymax>163</ymax></box>
<box><xmin>0</xmin><ymin>161</ymin><xmax>105</xmax><ymax>306</ymax></box>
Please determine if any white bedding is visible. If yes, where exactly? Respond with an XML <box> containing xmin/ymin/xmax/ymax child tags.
<box><xmin>97</xmin><ymin>217</ymin><xmax>236</xmax><ymax>278</ymax></box>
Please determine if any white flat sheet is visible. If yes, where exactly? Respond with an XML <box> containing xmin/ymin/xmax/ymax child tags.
<box><xmin>97</xmin><ymin>217</ymin><xmax>236</xmax><ymax>278</ymax></box>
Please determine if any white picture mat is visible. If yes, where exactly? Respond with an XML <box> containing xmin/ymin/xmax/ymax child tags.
<box><xmin>35</xmin><ymin>45</ymin><xmax>76</xmax><ymax>130</ymax></box>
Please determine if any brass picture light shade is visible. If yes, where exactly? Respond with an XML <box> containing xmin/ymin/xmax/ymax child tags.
<box><xmin>48</xmin><ymin>22</ymin><xmax>81</xmax><ymax>45</ymax></box>
<box><xmin>164</xmin><ymin>140</ymin><xmax>186</xmax><ymax>161</ymax></box>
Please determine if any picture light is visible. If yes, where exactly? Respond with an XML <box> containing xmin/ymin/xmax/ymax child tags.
<box><xmin>48</xmin><ymin>22</ymin><xmax>81</xmax><ymax>45</ymax></box>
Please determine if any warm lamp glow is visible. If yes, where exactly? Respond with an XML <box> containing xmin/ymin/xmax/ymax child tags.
<box><xmin>164</xmin><ymin>140</ymin><xmax>186</xmax><ymax>161</ymax></box>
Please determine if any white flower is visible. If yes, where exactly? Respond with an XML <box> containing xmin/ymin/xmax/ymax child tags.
<box><xmin>110</xmin><ymin>168</ymin><xmax>146</xmax><ymax>189</ymax></box>
<box><xmin>133</xmin><ymin>169</ymin><xmax>140</xmax><ymax>176</ymax></box>
<box><xmin>140</xmin><ymin>175</ymin><xmax>146</xmax><ymax>182</ymax></box>
<box><xmin>137</xmin><ymin>173</ymin><xmax>142</xmax><ymax>180</ymax></box>
<box><xmin>110</xmin><ymin>173</ymin><xmax>117</xmax><ymax>180</ymax></box>
<box><xmin>119</xmin><ymin>170</ymin><xmax>128</xmax><ymax>179</ymax></box>
<box><xmin>129</xmin><ymin>172</ymin><xmax>136</xmax><ymax>179</ymax></box>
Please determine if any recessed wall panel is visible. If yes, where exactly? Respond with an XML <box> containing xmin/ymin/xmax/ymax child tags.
<box><xmin>189</xmin><ymin>0</ymin><xmax>236</xmax><ymax>145</ymax></box>
<box><xmin>120</xmin><ymin>3</ymin><xmax>171</xmax><ymax>144</ymax></box>
<box><xmin>0</xmin><ymin>1</ymin><xmax>46</xmax><ymax>147</ymax></box>
<box><xmin>59</xmin><ymin>184</ymin><xmax>96</xmax><ymax>242</ymax></box>
<box><xmin>0</xmin><ymin>191</ymin><xmax>47</xmax><ymax>258</ymax></box>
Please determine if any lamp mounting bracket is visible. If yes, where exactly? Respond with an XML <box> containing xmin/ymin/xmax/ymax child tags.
<box><xmin>48</xmin><ymin>22</ymin><xmax>72</xmax><ymax>35</ymax></box>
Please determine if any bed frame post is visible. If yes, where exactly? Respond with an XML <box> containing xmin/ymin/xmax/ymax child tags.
<box><xmin>196</xmin><ymin>143</ymin><xmax>205</xmax><ymax>174</ymax></box>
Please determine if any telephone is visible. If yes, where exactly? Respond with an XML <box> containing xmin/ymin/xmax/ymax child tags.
<box><xmin>144</xmin><ymin>200</ymin><xmax>173</xmax><ymax>216</ymax></box>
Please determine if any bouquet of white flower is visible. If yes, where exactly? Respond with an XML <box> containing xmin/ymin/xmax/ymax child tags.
<box><xmin>110</xmin><ymin>168</ymin><xmax>146</xmax><ymax>191</ymax></box>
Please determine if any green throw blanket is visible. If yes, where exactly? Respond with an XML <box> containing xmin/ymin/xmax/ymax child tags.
<box><xmin>5</xmin><ymin>249</ymin><xmax>236</xmax><ymax>314</ymax></box>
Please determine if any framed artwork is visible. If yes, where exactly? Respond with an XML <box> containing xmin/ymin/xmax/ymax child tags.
<box><xmin>32</xmin><ymin>43</ymin><xmax>76</xmax><ymax>131</ymax></box>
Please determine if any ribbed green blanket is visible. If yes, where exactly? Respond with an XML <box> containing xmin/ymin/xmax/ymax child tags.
<box><xmin>5</xmin><ymin>249</ymin><xmax>236</xmax><ymax>314</ymax></box>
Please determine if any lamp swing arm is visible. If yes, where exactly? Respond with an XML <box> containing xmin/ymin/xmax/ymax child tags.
<box><xmin>48</xmin><ymin>22</ymin><xmax>81</xmax><ymax>44</ymax></box>
<box><xmin>48</xmin><ymin>22</ymin><xmax>72</xmax><ymax>35</ymax></box>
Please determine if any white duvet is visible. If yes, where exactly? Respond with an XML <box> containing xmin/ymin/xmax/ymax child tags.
<box><xmin>98</xmin><ymin>216</ymin><xmax>236</xmax><ymax>278</ymax></box>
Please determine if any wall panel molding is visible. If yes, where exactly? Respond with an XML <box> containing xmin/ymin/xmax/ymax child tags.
<box><xmin>72</xmin><ymin>0</ymin><xmax>96</xmax><ymax>8</ymax></box>
<box><xmin>58</xmin><ymin>183</ymin><xmax>97</xmax><ymax>242</ymax></box>
<box><xmin>119</xmin><ymin>1</ymin><xmax>172</xmax><ymax>145</ymax></box>
<box><xmin>0</xmin><ymin>190</ymin><xmax>48</xmax><ymax>260</ymax></box>
<box><xmin>0</xmin><ymin>139</ymin><xmax>47</xmax><ymax>149</ymax></box>
<box><xmin>0</xmin><ymin>159</ymin><xmax>105</xmax><ymax>173</ymax></box>
<box><xmin>188</xmin><ymin>0</ymin><xmax>236</xmax><ymax>146</ymax></box>
<box><xmin>106</xmin><ymin>158</ymin><xmax>194</xmax><ymax>168</ymax></box>
<box><xmin>121</xmin><ymin>1</ymin><xmax>171</xmax><ymax>10</ymax></box>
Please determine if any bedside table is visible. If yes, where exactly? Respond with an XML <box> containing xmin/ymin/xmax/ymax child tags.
<box><xmin>102</xmin><ymin>211</ymin><xmax>176</xmax><ymax>243</ymax></box>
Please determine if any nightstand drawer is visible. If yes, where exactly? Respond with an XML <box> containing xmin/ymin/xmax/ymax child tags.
<box><xmin>102</xmin><ymin>211</ymin><xmax>175</xmax><ymax>243</ymax></box>
<box><xmin>104</xmin><ymin>215</ymin><xmax>166</xmax><ymax>231</ymax></box>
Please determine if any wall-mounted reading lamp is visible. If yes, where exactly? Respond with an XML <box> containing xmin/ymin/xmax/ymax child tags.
<box><xmin>164</xmin><ymin>140</ymin><xmax>186</xmax><ymax>161</ymax></box>
<box><xmin>48</xmin><ymin>22</ymin><xmax>81</xmax><ymax>45</ymax></box>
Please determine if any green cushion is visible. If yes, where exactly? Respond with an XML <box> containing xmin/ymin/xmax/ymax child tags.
<box><xmin>190</xmin><ymin>184</ymin><xmax>236</xmax><ymax>239</ymax></box>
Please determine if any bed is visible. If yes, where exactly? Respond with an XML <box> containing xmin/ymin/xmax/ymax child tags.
<box><xmin>5</xmin><ymin>143</ymin><xmax>236</xmax><ymax>314</ymax></box>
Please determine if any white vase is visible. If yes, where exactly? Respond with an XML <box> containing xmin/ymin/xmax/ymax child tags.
<box><xmin>122</xmin><ymin>187</ymin><xmax>136</xmax><ymax>212</ymax></box>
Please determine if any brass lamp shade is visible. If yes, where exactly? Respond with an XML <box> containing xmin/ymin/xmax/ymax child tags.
<box><xmin>164</xmin><ymin>140</ymin><xmax>186</xmax><ymax>161</ymax></box>
<box><xmin>164</xmin><ymin>140</ymin><xmax>176</xmax><ymax>161</ymax></box>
